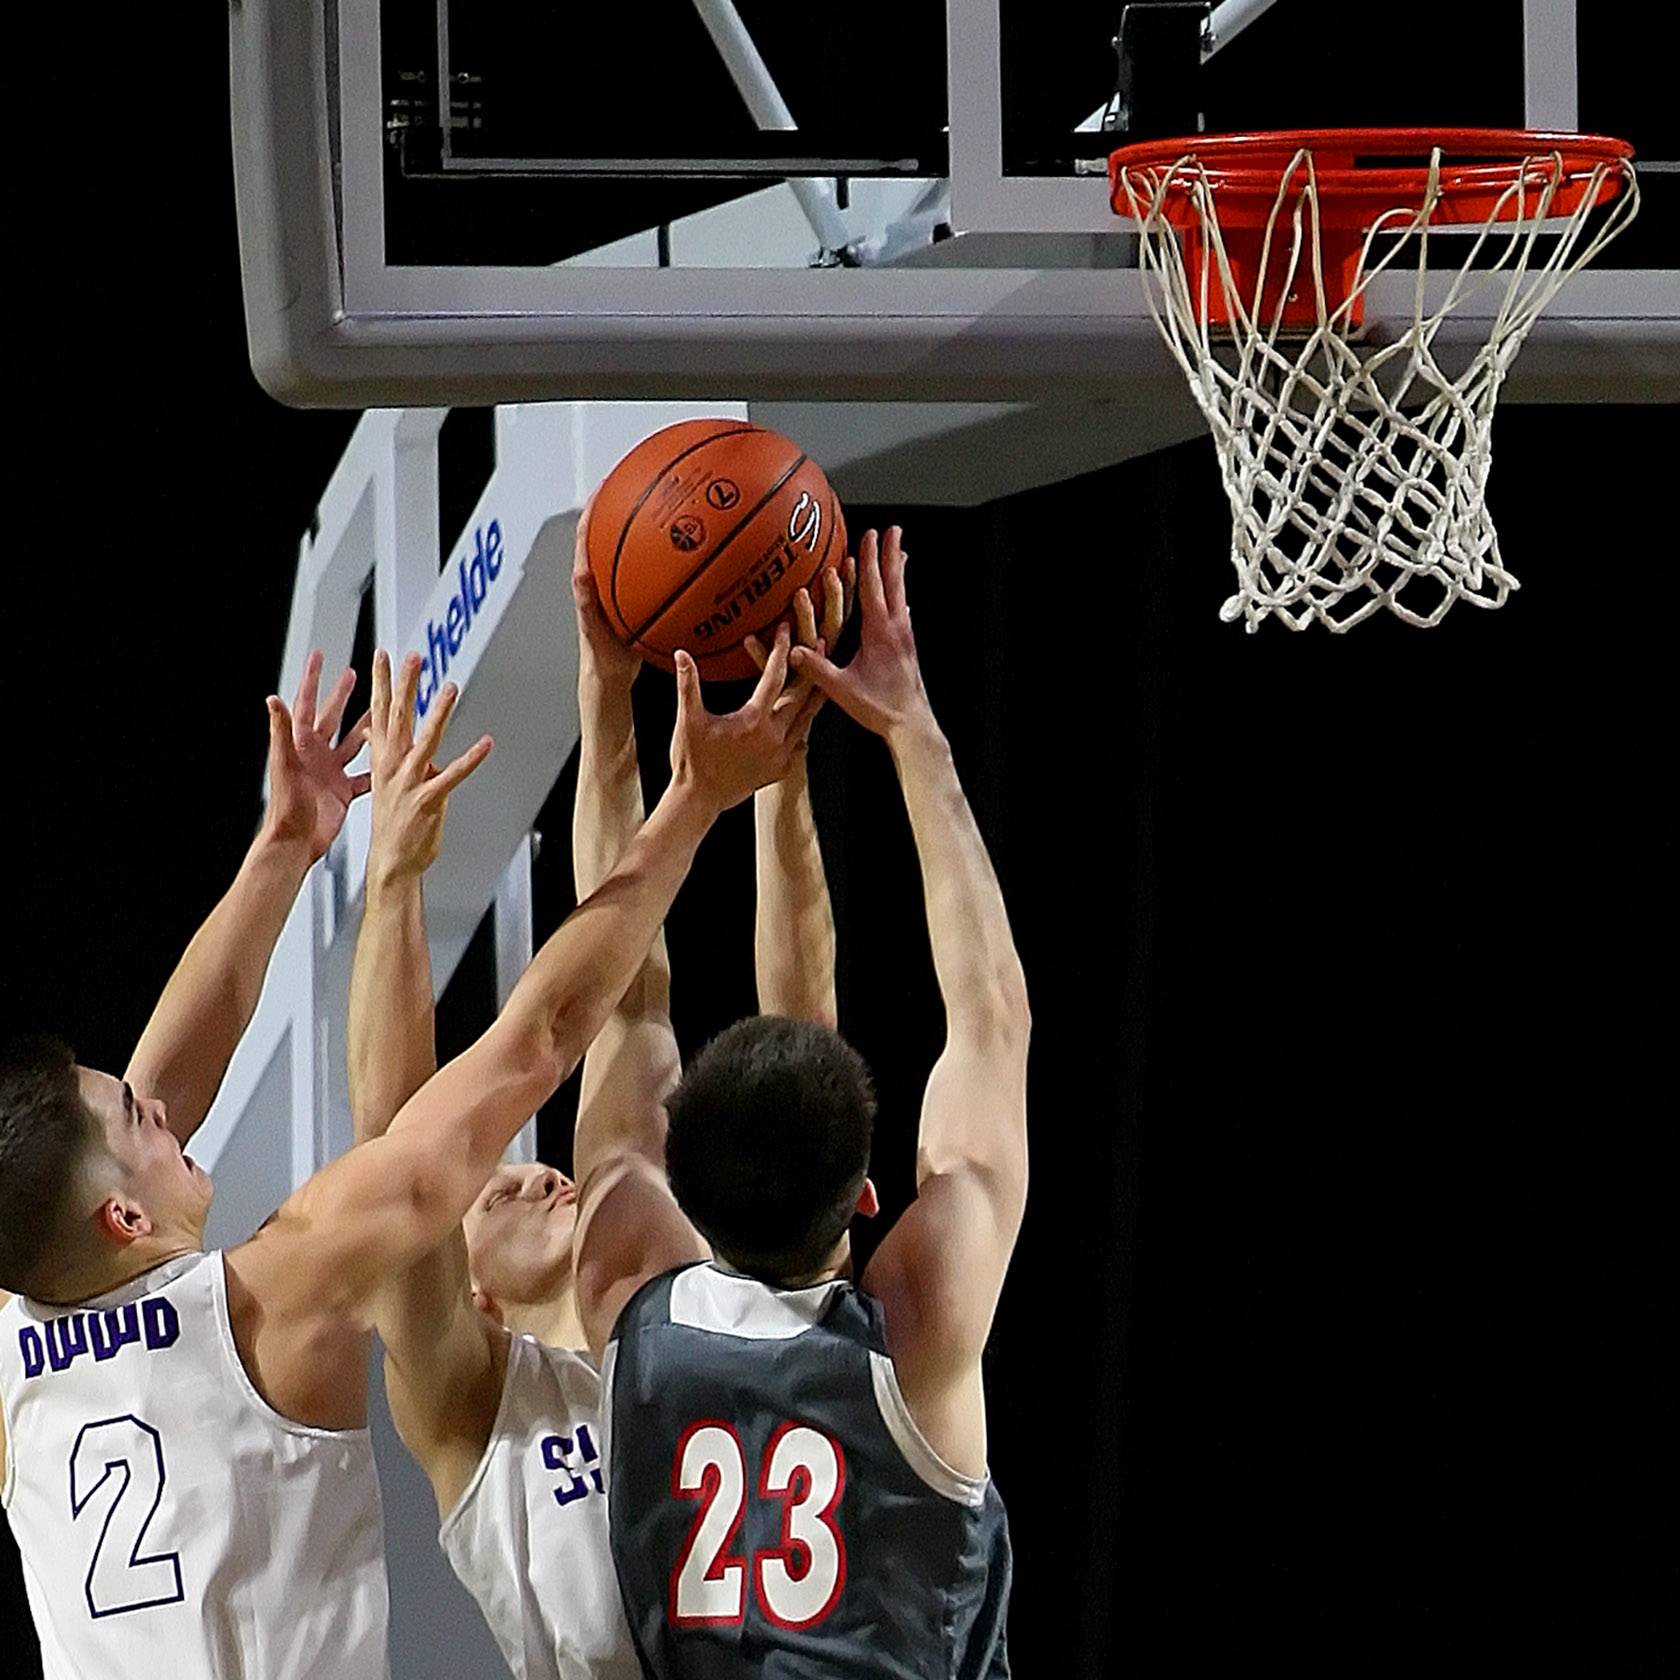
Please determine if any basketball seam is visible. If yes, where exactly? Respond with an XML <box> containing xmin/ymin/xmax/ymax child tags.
<box><xmin>607</xmin><ymin>425</ymin><xmax>761</xmax><ymax>623</ymax></box>
<box><xmin>625</xmin><ymin>453</ymin><xmax>810</xmax><ymax>645</ymax></box>
<box><xmin>655</xmin><ymin>491</ymin><xmax>833</xmax><ymax>680</ymax></box>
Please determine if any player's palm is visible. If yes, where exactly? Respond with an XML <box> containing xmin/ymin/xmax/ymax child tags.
<box><xmin>573</xmin><ymin>495</ymin><xmax>642</xmax><ymax>688</ymax></box>
<box><xmin>791</xmin><ymin>527</ymin><xmax>930</xmax><ymax>741</ymax></box>
<box><xmin>671</xmin><ymin>625</ymin><xmax>818</xmax><ymax>812</ymax></box>
<box><xmin>266</xmin><ymin>651</ymin><xmax>372</xmax><ymax>861</ymax></box>
<box><xmin>366</xmin><ymin>649</ymin><xmax>493</xmax><ymax>881</ymax></box>
<box><xmin>280</xmin><ymin>730</ymin><xmax>367</xmax><ymax>859</ymax></box>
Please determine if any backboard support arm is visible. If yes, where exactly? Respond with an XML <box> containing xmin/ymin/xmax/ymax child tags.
<box><xmin>689</xmin><ymin>0</ymin><xmax>852</xmax><ymax>256</ymax></box>
<box><xmin>1200</xmin><ymin>0</ymin><xmax>1279</xmax><ymax>60</ymax></box>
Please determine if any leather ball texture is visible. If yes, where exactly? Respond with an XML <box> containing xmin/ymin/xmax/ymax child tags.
<box><xmin>587</xmin><ymin>419</ymin><xmax>846</xmax><ymax>682</ymax></box>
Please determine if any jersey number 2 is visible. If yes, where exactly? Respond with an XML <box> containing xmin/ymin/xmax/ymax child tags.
<box><xmin>69</xmin><ymin>1415</ymin><xmax>185</xmax><ymax>1618</ymax></box>
<box><xmin>671</xmin><ymin>1421</ymin><xmax>846</xmax><ymax>1630</ymax></box>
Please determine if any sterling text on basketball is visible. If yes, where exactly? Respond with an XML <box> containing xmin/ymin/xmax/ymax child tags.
<box><xmin>691</xmin><ymin>494</ymin><xmax>824</xmax><ymax>645</ymax></box>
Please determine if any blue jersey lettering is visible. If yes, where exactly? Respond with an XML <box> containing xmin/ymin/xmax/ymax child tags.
<box><xmin>142</xmin><ymin>1298</ymin><xmax>179</xmax><ymax>1350</ymax></box>
<box><xmin>46</xmin><ymin>1313</ymin><xmax>89</xmax><ymax>1372</ymax></box>
<box><xmin>541</xmin><ymin>1425</ymin><xmax>604</xmax><ymax>1508</ymax></box>
<box><xmin>90</xmin><ymin>1304</ymin><xmax>141</xmax><ymax>1362</ymax></box>
<box><xmin>19</xmin><ymin>1299</ymin><xmax>177</xmax><ymax>1380</ymax></box>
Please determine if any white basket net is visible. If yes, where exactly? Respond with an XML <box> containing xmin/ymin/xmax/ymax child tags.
<box><xmin>1118</xmin><ymin>144</ymin><xmax>1639</xmax><ymax>630</ymax></box>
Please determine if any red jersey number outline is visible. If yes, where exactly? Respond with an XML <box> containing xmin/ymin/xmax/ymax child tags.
<box><xmin>753</xmin><ymin>1421</ymin><xmax>847</xmax><ymax>1629</ymax></box>
<box><xmin>669</xmin><ymin>1421</ymin><xmax>748</xmax><ymax>1627</ymax></box>
<box><xmin>668</xmin><ymin>1420</ymin><xmax>847</xmax><ymax>1631</ymax></box>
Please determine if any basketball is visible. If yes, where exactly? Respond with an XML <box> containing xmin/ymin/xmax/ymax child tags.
<box><xmin>587</xmin><ymin>419</ymin><xmax>846</xmax><ymax>682</ymax></box>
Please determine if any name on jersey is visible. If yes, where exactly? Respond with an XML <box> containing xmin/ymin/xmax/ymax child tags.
<box><xmin>16</xmin><ymin>1299</ymin><xmax>180</xmax><ymax>1380</ymax></box>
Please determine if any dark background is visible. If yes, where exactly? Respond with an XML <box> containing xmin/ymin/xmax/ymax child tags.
<box><xmin>2</xmin><ymin>7</ymin><xmax>1673</xmax><ymax>1676</ymax></box>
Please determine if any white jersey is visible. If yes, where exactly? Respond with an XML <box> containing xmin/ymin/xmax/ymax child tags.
<box><xmin>439</xmin><ymin>1331</ymin><xmax>639</xmax><ymax>1680</ymax></box>
<box><xmin>0</xmin><ymin>1251</ymin><xmax>388</xmax><ymax>1680</ymax></box>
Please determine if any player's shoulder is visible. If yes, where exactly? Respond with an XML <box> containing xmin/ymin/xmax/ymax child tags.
<box><xmin>509</xmin><ymin>1330</ymin><xmax>602</xmax><ymax>1403</ymax></box>
<box><xmin>609</xmin><ymin>1258</ymin><xmax>703</xmax><ymax>1334</ymax></box>
<box><xmin>618</xmin><ymin>1261</ymin><xmax>883</xmax><ymax>1352</ymax></box>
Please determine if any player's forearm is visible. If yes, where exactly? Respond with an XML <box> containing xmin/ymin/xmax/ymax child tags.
<box><xmin>347</xmin><ymin>871</ymin><xmax>437</xmax><ymax>1144</ymax></box>
<box><xmin>754</xmin><ymin>763</ymin><xmax>838</xmax><ymax>1025</ymax></box>
<box><xmin>574</xmin><ymin>658</ymin><xmax>646</xmax><ymax>900</ymax></box>
<box><xmin>519</xmin><ymin>774</ymin><xmax>711</xmax><ymax>1077</ymax></box>
<box><xmin>125</xmin><ymin>823</ymin><xmax>315</xmax><ymax>1143</ymax></box>
<box><xmin>574</xmin><ymin>648</ymin><xmax>672</xmax><ymax>1047</ymax></box>
<box><xmin>375</xmin><ymin>779</ymin><xmax>716</xmax><ymax>1255</ymax></box>
<box><xmin>890</xmin><ymin>717</ymin><xmax>1031</xmax><ymax>1075</ymax></box>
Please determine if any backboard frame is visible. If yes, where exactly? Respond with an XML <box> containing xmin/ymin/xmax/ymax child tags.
<box><xmin>230</xmin><ymin>0</ymin><xmax>1679</xmax><ymax>408</ymax></box>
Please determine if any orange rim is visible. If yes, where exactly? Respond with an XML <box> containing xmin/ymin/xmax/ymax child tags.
<box><xmin>1109</xmin><ymin>128</ymin><xmax>1636</xmax><ymax>228</ymax></box>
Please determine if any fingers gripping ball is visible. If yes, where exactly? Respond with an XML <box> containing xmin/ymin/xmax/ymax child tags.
<box><xmin>587</xmin><ymin>420</ymin><xmax>847</xmax><ymax>682</ymax></box>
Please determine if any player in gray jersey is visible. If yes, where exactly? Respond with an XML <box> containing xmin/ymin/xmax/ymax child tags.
<box><xmin>344</xmin><ymin>505</ymin><xmax>846</xmax><ymax>1680</ymax></box>
<box><xmin>0</xmin><ymin>634</ymin><xmax>813</xmax><ymax>1680</ymax></box>
<box><xmin>579</xmin><ymin>527</ymin><xmax>1027</xmax><ymax>1678</ymax></box>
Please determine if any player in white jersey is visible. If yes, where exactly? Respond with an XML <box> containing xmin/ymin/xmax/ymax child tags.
<box><xmin>0</xmin><ymin>654</ymin><xmax>390</xmax><ymax>1678</ymax></box>
<box><xmin>343</xmin><ymin>506</ymin><xmax>846</xmax><ymax>1680</ymax></box>
<box><xmin>0</xmin><ymin>638</ymin><xmax>814</xmax><ymax>1679</ymax></box>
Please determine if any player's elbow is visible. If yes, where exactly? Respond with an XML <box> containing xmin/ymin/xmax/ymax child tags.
<box><xmin>988</xmin><ymin>1128</ymin><xmax>1030</xmax><ymax>1220</ymax></box>
<box><xmin>955</xmin><ymin>965</ymin><xmax>1032</xmax><ymax>1061</ymax></box>
<box><xmin>1002</xmin><ymin>964</ymin><xmax>1032</xmax><ymax>1045</ymax></box>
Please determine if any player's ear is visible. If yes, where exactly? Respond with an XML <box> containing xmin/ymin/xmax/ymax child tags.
<box><xmin>855</xmin><ymin>1179</ymin><xmax>879</xmax><ymax>1219</ymax></box>
<box><xmin>96</xmin><ymin>1194</ymin><xmax>152</xmax><ymax>1247</ymax></box>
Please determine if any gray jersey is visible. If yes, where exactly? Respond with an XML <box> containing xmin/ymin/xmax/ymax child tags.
<box><xmin>0</xmin><ymin>1251</ymin><xmax>388</xmax><ymax>1680</ymax></box>
<box><xmin>605</xmin><ymin>1263</ymin><xmax>1011</xmax><ymax>1679</ymax></box>
<box><xmin>438</xmin><ymin>1331</ymin><xmax>640</xmax><ymax>1680</ymax></box>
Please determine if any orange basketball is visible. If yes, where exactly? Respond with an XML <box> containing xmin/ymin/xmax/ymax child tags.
<box><xmin>587</xmin><ymin>419</ymin><xmax>846</xmax><ymax>682</ymax></box>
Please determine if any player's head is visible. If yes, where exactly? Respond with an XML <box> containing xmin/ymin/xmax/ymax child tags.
<box><xmin>462</xmin><ymin>1161</ymin><xmax>579</xmax><ymax>1315</ymax></box>
<box><xmin>0</xmin><ymin>1036</ymin><xmax>212</xmax><ymax>1301</ymax></box>
<box><xmin>664</xmin><ymin>1015</ymin><xmax>877</xmax><ymax>1286</ymax></box>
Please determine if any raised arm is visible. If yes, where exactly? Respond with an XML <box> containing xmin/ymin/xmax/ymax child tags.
<box><xmin>570</xmin><ymin>508</ymin><xmax>707</xmax><ymax>1358</ymax></box>
<box><xmin>344</xmin><ymin>648</ymin><xmax>497</xmax><ymax>1515</ymax></box>
<box><xmin>237</xmin><ymin>630</ymin><xmax>814</xmax><ymax>1347</ymax></box>
<box><xmin>793</xmin><ymin>529</ymin><xmax>1031</xmax><ymax>1480</ymax></box>
<box><xmin>752</xmin><ymin>568</ymin><xmax>848</xmax><ymax>1027</ymax></box>
<box><xmin>346</xmin><ymin>651</ymin><xmax>491</xmax><ymax>1144</ymax></box>
<box><xmin>571</xmin><ymin>503</ymin><xmax>678</xmax><ymax>1139</ymax></box>
<box><xmin>125</xmin><ymin>652</ymin><xmax>370</xmax><ymax>1143</ymax></box>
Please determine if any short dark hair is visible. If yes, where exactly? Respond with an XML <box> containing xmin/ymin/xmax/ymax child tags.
<box><xmin>665</xmin><ymin>1016</ymin><xmax>876</xmax><ymax>1284</ymax></box>
<box><xmin>0</xmin><ymin>1036</ymin><xmax>99</xmax><ymax>1296</ymax></box>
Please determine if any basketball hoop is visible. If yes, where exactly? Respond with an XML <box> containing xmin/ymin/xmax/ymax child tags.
<box><xmin>1109</xmin><ymin>129</ymin><xmax>1639</xmax><ymax>630</ymax></box>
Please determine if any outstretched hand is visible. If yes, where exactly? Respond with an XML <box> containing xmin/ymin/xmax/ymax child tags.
<box><xmin>741</xmin><ymin>555</ymin><xmax>855</xmax><ymax>738</ymax></box>
<box><xmin>365</xmin><ymin>650</ymin><xmax>494</xmax><ymax>884</ymax></box>
<box><xmin>264</xmin><ymin>650</ymin><xmax>373</xmax><ymax>861</ymax></box>
<box><xmin>669</xmin><ymin>623</ymin><xmax>824</xmax><ymax>816</ymax></box>
<box><xmin>786</xmin><ymin>528</ymin><xmax>933</xmax><ymax>744</ymax></box>
<box><xmin>572</xmin><ymin>493</ymin><xmax>642</xmax><ymax>691</ymax></box>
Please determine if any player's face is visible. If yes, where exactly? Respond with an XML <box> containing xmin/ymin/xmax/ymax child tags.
<box><xmin>462</xmin><ymin>1162</ymin><xmax>578</xmax><ymax>1306</ymax></box>
<box><xmin>77</xmin><ymin>1067</ymin><xmax>213</xmax><ymax>1235</ymax></box>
